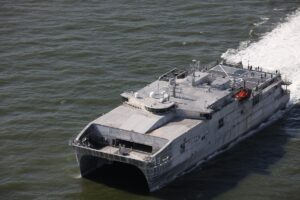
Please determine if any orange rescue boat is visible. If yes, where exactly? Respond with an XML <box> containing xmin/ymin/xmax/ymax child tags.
<box><xmin>234</xmin><ymin>88</ymin><xmax>251</xmax><ymax>101</ymax></box>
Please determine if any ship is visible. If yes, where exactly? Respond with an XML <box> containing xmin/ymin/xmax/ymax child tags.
<box><xmin>70</xmin><ymin>60</ymin><xmax>291</xmax><ymax>192</ymax></box>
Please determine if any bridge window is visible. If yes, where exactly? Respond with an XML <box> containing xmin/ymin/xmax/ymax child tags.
<box><xmin>180</xmin><ymin>143</ymin><xmax>185</xmax><ymax>153</ymax></box>
<box><xmin>218</xmin><ymin>118</ymin><xmax>224</xmax><ymax>128</ymax></box>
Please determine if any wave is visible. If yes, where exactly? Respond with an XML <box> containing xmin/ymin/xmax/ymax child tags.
<box><xmin>222</xmin><ymin>9</ymin><xmax>300</xmax><ymax>103</ymax></box>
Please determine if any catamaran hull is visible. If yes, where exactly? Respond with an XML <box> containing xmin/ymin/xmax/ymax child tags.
<box><xmin>72</xmin><ymin>92</ymin><xmax>289</xmax><ymax>192</ymax></box>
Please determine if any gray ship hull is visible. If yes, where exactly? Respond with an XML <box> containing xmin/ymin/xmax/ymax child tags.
<box><xmin>72</xmin><ymin>92</ymin><xmax>289</xmax><ymax>192</ymax></box>
<box><xmin>71</xmin><ymin>63</ymin><xmax>291</xmax><ymax>192</ymax></box>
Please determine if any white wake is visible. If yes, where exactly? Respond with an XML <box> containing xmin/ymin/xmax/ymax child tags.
<box><xmin>222</xmin><ymin>9</ymin><xmax>300</xmax><ymax>103</ymax></box>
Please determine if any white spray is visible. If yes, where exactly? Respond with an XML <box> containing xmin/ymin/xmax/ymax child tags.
<box><xmin>222</xmin><ymin>9</ymin><xmax>300</xmax><ymax>103</ymax></box>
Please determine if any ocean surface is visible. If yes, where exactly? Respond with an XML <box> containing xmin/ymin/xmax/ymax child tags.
<box><xmin>1</xmin><ymin>1</ymin><xmax>300</xmax><ymax>199</ymax></box>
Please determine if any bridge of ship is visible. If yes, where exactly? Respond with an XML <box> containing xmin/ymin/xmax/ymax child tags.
<box><xmin>122</xmin><ymin>64</ymin><xmax>280</xmax><ymax>116</ymax></box>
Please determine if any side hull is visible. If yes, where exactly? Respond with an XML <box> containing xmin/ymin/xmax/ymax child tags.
<box><xmin>147</xmin><ymin>99</ymin><xmax>289</xmax><ymax>191</ymax></box>
<box><xmin>72</xmin><ymin>87</ymin><xmax>289</xmax><ymax>192</ymax></box>
<box><xmin>146</xmin><ymin>90</ymin><xmax>289</xmax><ymax>191</ymax></box>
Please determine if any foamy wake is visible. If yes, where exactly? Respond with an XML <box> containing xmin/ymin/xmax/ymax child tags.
<box><xmin>72</xmin><ymin>173</ymin><xmax>82</xmax><ymax>179</ymax></box>
<box><xmin>222</xmin><ymin>9</ymin><xmax>300</xmax><ymax>103</ymax></box>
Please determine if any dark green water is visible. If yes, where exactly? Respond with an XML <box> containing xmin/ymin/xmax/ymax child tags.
<box><xmin>1</xmin><ymin>1</ymin><xmax>299</xmax><ymax>199</ymax></box>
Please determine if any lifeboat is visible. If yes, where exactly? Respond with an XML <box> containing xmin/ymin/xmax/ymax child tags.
<box><xmin>234</xmin><ymin>88</ymin><xmax>251</xmax><ymax>101</ymax></box>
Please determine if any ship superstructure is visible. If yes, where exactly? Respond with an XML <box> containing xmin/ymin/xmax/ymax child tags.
<box><xmin>71</xmin><ymin>61</ymin><xmax>290</xmax><ymax>191</ymax></box>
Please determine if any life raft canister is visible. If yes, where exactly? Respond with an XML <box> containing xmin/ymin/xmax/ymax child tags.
<box><xmin>234</xmin><ymin>88</ymin><xmax>251</xmax><ymax>101</ymax></box>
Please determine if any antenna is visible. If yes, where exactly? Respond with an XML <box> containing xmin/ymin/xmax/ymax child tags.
<box><xmin>196</xmin><ymin>60</ymin><xmax>200</xmax><ymax>71</ymax></box>
<box><xmin>192</xmin><ymin>59</ymin><xmax>201</xmax><ymax>71</ymax></box>
<box><xmin>233</xmin><ymin>77</ymin><xmax>236</xmax><ymax>89</ymax></box>
<box><xmin>248</xmin><ymin>60</ymin><xmax>249</xmax><ymax>69</ymax></box>
<box><xmin>192</xmin><ymin>59</ymin><xmax>196</xmax><ymax>74</ymax></box>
